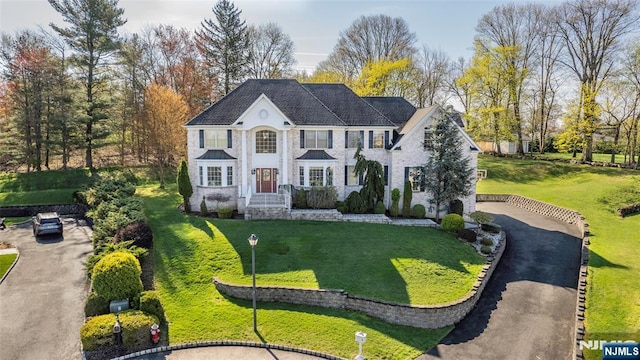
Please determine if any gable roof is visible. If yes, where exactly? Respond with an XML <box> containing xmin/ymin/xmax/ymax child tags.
<box><xmin>361</xmin><ymin>96</ymin><xmax>416</xmax><ymax>126</ymax></box>
<box><xmin>195</xmin><ymin>150</ymin><xmax>236</xmax><ymax>160</ymax></box>
<box><xmin>186</xmin><ymin>79</ymin><xmax>344</xmax><ymax>126</ymax></box>
<box><xmin>296</xmin><ymin>150</ymin><xmax>337</xmax><ymax>160</ymax></box>
<box><xmin>301</xmin><ymin>84</ymin><xmax>396</xmax><ymax>127</ymax></box>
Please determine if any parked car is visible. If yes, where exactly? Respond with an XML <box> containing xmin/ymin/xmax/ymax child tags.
<box><xmin>32</xmin><ymin>212</ymin><xmax>63</xmax><ymax>236</ymax></box>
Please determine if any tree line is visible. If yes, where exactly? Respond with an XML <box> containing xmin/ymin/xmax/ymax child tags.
<box><xmin>1</xmin><ymin>0</ymin><xmax>639</xmax><ymax>173</ymax></box>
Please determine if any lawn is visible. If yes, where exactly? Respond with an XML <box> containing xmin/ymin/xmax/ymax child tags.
<box><xmin>531</xmin><ymin>151</ymin><xmax>623</xmax><ymax>163</ymax></box>
<box><xmin>477</xmin><ymin>154</ymin><xmax>640</xmax><ymax>360</ymax></box>
<box><xmin>0</xmin><ymin>253</ymin><xmax>18</xmax><ymax>279</ymax></box>
<box><xmin>139</xmin><ymin>185</ymin><xmax>484</xmax><ymax>358</ymax></box>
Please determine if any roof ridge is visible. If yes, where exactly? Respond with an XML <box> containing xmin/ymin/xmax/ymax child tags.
<box><xmin>298</xmin><ymin>82</ymin><xmax>347</xmax><ymax>126</ymax></box>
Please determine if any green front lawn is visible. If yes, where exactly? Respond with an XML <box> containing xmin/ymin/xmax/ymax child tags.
<box><xmin>0</xmin><ymin>253</ymin><xmax>18</xmax><ymax>279</ymax></box>
<box><xmin>139</xmin><ymin>185</ymin><xmax>484</xmax><ymax>358</ymax></box>
<box><xmin>477</xmin><ymin>154</ymin><xmax>640</xmax><ymax>360</ymax></box>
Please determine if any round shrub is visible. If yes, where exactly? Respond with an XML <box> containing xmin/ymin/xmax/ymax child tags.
<box><xmin>92</xmin><ymin>251</ymin><xmax>143</xmax><ymax>302</ymax></box>
<box><xmin>480</xmin><ymin>245</ymin><xmax>493</xmax><ymax>255</ymax></box>
<box><xmin>85</xmin><ymin>292</ymin><xmax>110</xmax><ymax>317</ymax></box>
<box><xmin>449</xmin><ymin>199</ymin><xmax>464</xmax><ymax>216</ymax></box>
<box><xmin>139</xmin><ymin>291</ymin><xmax>166</xmax><ymax>324</ymax></box>
<box><xmin>480</xmin><ymin>237</ymin><xmax>494</xmax><ymax>246</ymax></box>
<box><xmin>411</xmin><ymin>204</ymin><xmax>426</xmax><ymax>219</ymax></box>
<box><xmin>374</xmin><ymin>201</ymin><xmax>386</xmax><ymax>214</ymax></box>
<box><xmin>345</xmin><ymin>191</ymin><xmax>367</xmax><ymax>214</ymax></box>
<box><xmin>441</xmin><ymin>213</ymin><xmax>465</xmax><ymax>233</ymax></box>
<box><xmin>114</xmin><ymin>222</ymin><xmax>153</xmax><ymax>249</ymax></box>
<box><xmin>457</xmin><ymin>228</ymin><xmax>477</xmax><ymax>243</ymax></box>
<box><xmin>80</xmin><ymin>310</ymin><xmax>158</xmax><ymax>351</ymax></box>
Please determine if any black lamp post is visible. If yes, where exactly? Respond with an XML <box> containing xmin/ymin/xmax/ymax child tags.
<box><xmin>248</xmin><ymin>233</ymin><xmax>259</xmax><ymax>332</ymax></box>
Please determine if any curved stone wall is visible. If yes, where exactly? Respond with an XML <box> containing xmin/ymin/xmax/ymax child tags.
<box><xmin>214</xmin><ymin>231</ymin><xmax>506</xmax><ymax>330</ymax></box>
<box><xmin>0</xmin><ymin>203</ymin><xmax>86</xmax><ymax>217</ymax></box>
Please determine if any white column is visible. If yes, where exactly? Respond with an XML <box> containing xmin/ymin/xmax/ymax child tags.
<box><xmin>282</xmin><ymin>129</ymin><xmax>288</xmax><ymax>184</ymax></box>
<box><xmin>242</xmin><ymin>129</ymin><xmax>248</xmax><ymax>196</ymax></box>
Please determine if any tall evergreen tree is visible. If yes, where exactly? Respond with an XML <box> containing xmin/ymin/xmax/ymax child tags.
<box><xmin>196</xmin><ymin>0</ymin><xmax>249</xmax><ymax>96</ymax></box>
<box><xmin>48</xmin><ymin>0</ymin><xmax>126</xmax><ymax>170</ymax></box>
<box><xmin>421</xmin><ymin>111</ymin><xmax>475</xmax><ymax>221</ymax></box>
<box><xmin>177</xmin><ymin>159</ymin><xmax>193</xmax><ymax>213</ymax></box>
<box><xmin>353</xmin><ymin>144</ymin><xmax>385</xmax><ymax>211</ymax></box>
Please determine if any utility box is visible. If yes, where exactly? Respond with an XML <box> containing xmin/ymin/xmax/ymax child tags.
<box><xmin>109</xmin><ymin>299</ymin><xmax>129</xmax><ymax>313</ymax></box>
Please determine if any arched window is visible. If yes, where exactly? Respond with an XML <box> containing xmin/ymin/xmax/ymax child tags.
<box><xmin>256</xmin><ymin>130</ymin><xmax>276</xmax><ymax>153</ymax></box>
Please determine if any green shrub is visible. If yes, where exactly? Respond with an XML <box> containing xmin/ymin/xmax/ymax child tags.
<box><xmin>84</xmin><ymin>177</ymin><xmax>136</xmax><ymax>209</ymax></box>
<box><xmin>217</xmin><ymin>208</ymin><xmax>234</xmax><ymax>219</ymax></box>
<box><xmin>449</xmin><ymin>199</ymin><xmax>464</xmax><ymax>216</ymax></box>
<box><xmin>411</xmin><ymin>204</ymin><xmax>426</xmax><ymax>218</ymax></box>
<box><xmin>390</xmin><ymin>188</ymin><xmax>400</xmax><ymax>217</ymax></box>
<box><xmin>336</xmin><ymin>201</ymin><xmax>346</xmax><ymax>213</ymax></box>
<box><xmin>374</xmin><ymin>201</ymin><xmax>386</xmax><ymax>214</ymax></box>
<box><xmin>139</xmin><ymin>291</ymin><xmax>165</xmax><ymax>324</ymax></box>
<box><xmin>480</xmin><ymin>237</ymin><xmax>494</xmax><ymax>246</ymax></box>
<box><xmin>85</xmin><ymin>241</ymin><xmax>148</xmax><ymax>277</ymax></box>
<box><xmin>469</xmin><ymin>211</ymin><xmax>494</xmax><ymax>226</ymax></box>
<box><xmin>92</xmin><ymin>251</ymin><xmax>143</xmax><ymax>302</ymax></box>
<box><xmin>457</xmin><ymin>228</ymin><xmax>477</xmax><ymax>242</ymax></box>
<box><xmin>480</xmin><ymin>245</ymin><xmax>492</xmax><ymax>254</ymax></box>
<box><xmin>85</xmin><ymin>292</ymin><xmax>110</xmax><ymax>317</ymax></box>
<box><xmin>308</xmin><ymin>186</ymin><xmax>338</xmax><ymax>209</ymax></box>
<box><xmin>402</xmin><ymin>180</ymin><xmax>412</xmax><ymax>217</ymax></box>
<box><xmin>200</xmin><ymin>196</ymin><xmax>208</xmax><ymax>216</ymax></box>
<box><xmin>481</xmin><ymin>222</ymin><xmax>502</xmax><ymax>234</ymax></box>
<box><xmin>295</xmin><ymin>189</ymin><xmax>308</xmax><ymax>209</ymax></box>
<box><xmin>80</xmin><ymin>311</ymin><xmax>158</xmax><ymax>351</ymax></box>
<box><xmin>345</xmin><ymin>191</ymin><xmax>367</xmax><ymax>214</ymax></box>
<box><xmin>441</xmin><ymin>214</ymin><xmax>465</xmax><ymax>233</ymax></box>
<box><xmin>114</xmin><ymin>222</ymin><xmax>153</xmax><ymax>249</ymax></box>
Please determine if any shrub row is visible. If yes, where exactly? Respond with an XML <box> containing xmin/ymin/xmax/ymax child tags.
<box><xmin>617</xmin><ymin>203</ymin><xmax>640</xmax><ymax>218</ymax></box>
<box><xmin>80</xmin><ymin>310</ymin><xmax>158</xmax><ymax>351</ymax></box>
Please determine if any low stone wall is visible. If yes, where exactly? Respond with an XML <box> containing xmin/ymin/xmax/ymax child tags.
<box><xmin>477</xmin><ymin>193</ymin><xmax>590</xmax><ymax>360</ymax></box>
<box><xmin>214</xmin><ymin>231</ymin><xmax>505</xmax><ymax>329</ymax></box>
<box><xmin>0</xmin><ymin>203</ymin><xmax>86</xmax><ymax>217</ymax></box>
<box><xmin>290</xmin><ymin>209</ymin><xmax>343</xmax><ymax>222</ymax></box>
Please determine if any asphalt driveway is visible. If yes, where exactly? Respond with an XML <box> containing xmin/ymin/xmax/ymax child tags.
<box><xmin>0</xmin><ymin>217</ymin><xmax>93</xmax><ymax>360</ymax></box>
<box><xmin>418</xmin><ymin>202</ymin><xmax>582</xmax><ymax>360</ymax></box>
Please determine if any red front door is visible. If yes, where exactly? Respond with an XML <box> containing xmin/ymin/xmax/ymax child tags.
<box><xmin>255</xmin><ymin>168</ymin><xmax>277</xmax><ymax>193</ymax></box>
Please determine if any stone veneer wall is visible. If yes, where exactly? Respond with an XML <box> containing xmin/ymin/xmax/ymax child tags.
<box><xmin>477</xmin><ymin>194</ymin><xmax>590</xmax><ymax>360</ymax></box>
<box><xmin>0</xmin><ymin>204</ymin><xmax>86</xmax><ymax>217</ymax></box>
<box><xmin>214</xmin><ymin>231</ymin><xmax>505</xmax><ymax>329</ymax></box>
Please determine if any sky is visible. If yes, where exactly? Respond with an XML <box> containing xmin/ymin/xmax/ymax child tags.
<box><xmin>0</xmin><ymin>0</ymin><xmax>563</xmax><ymax>73</ymax></box>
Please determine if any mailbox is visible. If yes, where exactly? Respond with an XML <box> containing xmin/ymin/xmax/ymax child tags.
<box><xmin>109</xmin><ymin>299</ymin><xmax>129</xmax><ymax>313</ymax></box>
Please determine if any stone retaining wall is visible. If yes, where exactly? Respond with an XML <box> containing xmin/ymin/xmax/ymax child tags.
<box><xmin>214</xmin><ymin>231</ymin><xmax>506</xmax><ymax>329</ymax></box>
<box><xmin>0</xmin><ymin>203</ymin><xmax>86</xmax><ymax>217</ymax></box>
<box><xmin>477</xmin><ymin>194</ymin><xmax>590</xmax><ymax>360</ymax></box>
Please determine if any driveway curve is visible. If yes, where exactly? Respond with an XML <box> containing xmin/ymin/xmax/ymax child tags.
<box><xmin>0</xmin><ymin>218</ymin><xmax>93</xmax><ymax>360</ymax></box>
<box><xmin>418</xmin><ymin>202</ymin><xmax>582</xmax><ymax>360</ymax></box>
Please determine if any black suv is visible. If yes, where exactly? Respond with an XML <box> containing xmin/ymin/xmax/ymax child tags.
<box><xmin>32</xmin><ymin>212</ymin><xmax>63</xmax><ymax>236</ymax></box>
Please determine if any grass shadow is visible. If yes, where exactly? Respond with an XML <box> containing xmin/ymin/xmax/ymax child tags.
<box><xmin>588</xmin><ymin>250</ymin><xmax>629</xmax><ymax>269</ymax></box>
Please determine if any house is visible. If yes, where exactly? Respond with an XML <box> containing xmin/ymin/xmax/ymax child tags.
<box><xmin>184</xmin><ymin>79</ymin><xmax>480</xmax><ymax>218</ymax></box>
<box><xmin>477</xmin><ymin>137</ymin><xmax>531</xmax><ymax>154</ymax></box>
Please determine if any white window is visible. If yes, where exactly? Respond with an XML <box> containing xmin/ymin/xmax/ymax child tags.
<box><xmin>207</xmin><ymin>167</ymin><xmax>222</xmax><ymax>187</ymax></box>
<box><xmin>199</xmin><ymin>164</ymin><xmax>235</xmax><ymax>187</ymax></box>
<box><xmin>226</xmin><ymin>166</ymin><xmax>233</xmax><ymax>186</ymax></box>
<box><xmin>299</xmin><ymin>166</ymin><xmax>304</xmax><ymax>186</ymax></box>
<box><xmin>309</xmin><ymin>167</ymin><xmax>324</xmax><ymax>186</ymax></box>
<box><xmin>205</xmin><ymin>130</ymin><xmax>227</xmax><ymax>148</ymax></box>
<box><xmin>346</xmin><ymin>165</ymin><xmax>361</xmax><ymax>186</ymax></box>
<box><xmin>304</xmin><ymin>130</ymin><xmax>329</xmax><ymax>148</ymax></box>
<box><xmin>424</xmin><ymin>128</ymin><xmax>435</xmax><ymax>150</ymax></box>
<box><xmin>256</xmin><ymin>130</ymin><xmax>276</xmax><ymax>153</ymax></box>
<box><xmin>325</xmin><ymin>167</ymin><xmax>333</xmax><ymax>186</ymax></box>
<box><xmin>407</xmin><ymin>167</ymin><xmax>424</xmax><ymax>192</ymax></box>
<box><xmin>347</xmin><ymin>131</ymin><xmax>363</xmax><ymax>148</ymax></box>
<box><xmin>298</xmin><ymin>164</ymin><xmax>334</xmax><ymax>187</ymax></box>
<box><xmin>372</xmin><ymin>131</ymin><xmax>385</xmax><ymax>149</ymax></box>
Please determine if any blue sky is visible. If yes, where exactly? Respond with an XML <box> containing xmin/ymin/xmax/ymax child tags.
<box><xmin>0</xmin><ymin>0</ymin><xmax>563</xmax><ymax>72</ymax></box>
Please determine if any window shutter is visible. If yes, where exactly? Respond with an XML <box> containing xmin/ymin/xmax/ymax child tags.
<box><xmin>227</xmin><ymin>130</ymin><xmax>232</xmax><ymax>148</ymax></box>
<box><xmin>300</xmin><ymin>130</ymin><xmax>305</xmax><ymax>149</ymax></box>
<box><xmin>384</xmin><ymin>131</ymin><xmax>389</xmax><ymax>148</ymax></box>
<box><xmin>404</xmin><ymin>167</ymin><xmax>409</xmax><ymax>181</ymax></box>
<box><xmin>368</xmin><ymin>131</ymin><xmax>373</xmax><ymax>148</ymax></box>
<box><xmin>345</xmin><ymin>131</ymin><xmax>349</xmax><ymax>148</ymax></box>
<box><xmin>328</xmin><ymin>130</ymin><xmax>333</xmax><ymax>149</ymax></box>
<box><xmin>359</xmin><ymin>173</ymin><xmax>363</xmax><ymax>185</ymax></box>
<box><xmin>384</xmin><ymin>165</ymin><xmax>388</xmax><ymax>185</ymax></box>
<box><xmin>344</xmin><ymin>166</ymin><xmax>348</xmax><ymax>185</ymax></box>
<box><xmin>359</xmin><ymin>131</ymin><xmax>364</xmax><ymax>148</ymax></box>
<box><xmin>199</xmin><ymin>130</ymin><xmax>204</xmax><ymax>148</ymax></box>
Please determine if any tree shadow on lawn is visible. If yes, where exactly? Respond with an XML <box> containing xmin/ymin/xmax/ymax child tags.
<box><xmin>425</xmin><ymin>212</ymin><xmax>587</xmax><ymax>352</ymax></box>
<box><xmin>212</xmin><ymin>220</ymin><xmax>484</xmax><ymax>305</ymax></box>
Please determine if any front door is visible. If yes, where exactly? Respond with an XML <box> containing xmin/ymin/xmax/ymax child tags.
<box><xmin>255</xmin><ymin>168</ymin><xmax>277</xmax><ymax>193</ymax></box>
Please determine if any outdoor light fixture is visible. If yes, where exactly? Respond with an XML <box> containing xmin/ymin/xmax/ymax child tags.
<box><xmin>248</xmin><ymin>234</ymin><xmax>259</xmax><ymax>332</ymax></box>
<box><xmin>355</xmin><ymin>331</ymin><xmax>367</xmax><ymax>360</ymax></box>
<box><xmin>251</xmin><ymin>169</ymin><xmax>256</xmax><ymax>175</ymax></box>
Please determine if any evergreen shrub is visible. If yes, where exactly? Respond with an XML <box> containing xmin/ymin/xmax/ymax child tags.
<box><xmin>441</xmin><ymin>213</ymin><xmax>465</xmax><ymax>232</ymax></box>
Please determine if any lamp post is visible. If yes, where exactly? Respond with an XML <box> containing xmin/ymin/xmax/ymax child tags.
<box><xmin>355</xmin><ymin>331</ymin><xmax>367</xmax><ymax>360</ymax></box>
<box><xmin>248</xmin><ymin>233</ymin><xmax>259</xmax><ymax>332</ymax></box>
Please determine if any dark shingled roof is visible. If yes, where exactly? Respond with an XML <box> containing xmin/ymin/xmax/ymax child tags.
<box><xmin>302</xmin><ymin>84</ymin><xmax>396</xmax><ymax>127</ymax></box>
<box><xmin>361</xmin><ymin>97</ymin><xmax>416</xmax><ymax>127</ymax></box>
<box><xmin>195</xmin><ymin>150</ymin><xmax>236</xmax><ymax>160</ymax></box>
<box><xmin>296</xmin><ymin>150</ymin><xmax>336</xmax><ymax>160</ymax></box>
<box><xmin>186</xmin><ymin>79</ymin><xmax>344</xmax><ymax>126</ymax></box>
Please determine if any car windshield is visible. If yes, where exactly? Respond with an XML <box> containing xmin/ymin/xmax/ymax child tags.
<box><xmin>40</xmin><ymin>218</ymin><xmax>59</xmax><ymax>224</ymax></box>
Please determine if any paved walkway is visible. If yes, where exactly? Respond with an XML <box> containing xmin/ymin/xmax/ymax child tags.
<box><xmin>417</xmin><ymin>202</ymin><xmax>582</xmax><ymax>360</ymax></box>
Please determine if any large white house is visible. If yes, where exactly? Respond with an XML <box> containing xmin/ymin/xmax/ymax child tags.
<box><xmin>184</xmin><ymin>79</ymin><xmax>480</xmax><ymax>218</ymax></box>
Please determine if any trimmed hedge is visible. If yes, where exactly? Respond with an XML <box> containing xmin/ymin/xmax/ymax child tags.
<box><xmin>92</xmin><ymin>251</ymin><xmax>143</xmax><ymax>302</ymax></box>
<box><xmin>374</xmin><ymin>201</ymin><xmax>386</xmax><ymax>214</ymax></box>
<box><xmin>441</xmin><ymin>214</ymin><xmax>465</xmax><ymax>233</ymax></box>
<box><xmin>85</xmin><ymin>292</ymin><xmax>110</xmax><ymax>317</ymax></box>
<box><xmin>308</xmin><ymin>186</ymin><xmax>338</xmax><ymax>209</ymax></box>
<box><xmin>411</xmin><ymin>204</ymin><xmax>426</xmax><ymax>219</ymax></box>
<box><xmin>217</xmin><ymin>208</ymin><xmax>234</xmax><ymax>219</ymax></box>
<box><xmin>617</xmin><ymin>203</ymin><xmax>640</xmax><ymax>217</ymax></box>
<box><xmin>80</xmin><ymin>310</ymin><xmax>158</xmax><ymax>351</ymax></box>
<box><xmin>139</xmin><ymin>291</ymin><xmax>165</xmax><ymax>324</ymax></box>
<box><xmin>295</xmin><ymin>189</ymin><xmax>308</xmax><ymax>209</ymax></box>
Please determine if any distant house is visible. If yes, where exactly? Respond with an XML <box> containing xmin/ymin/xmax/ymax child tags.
<box><xmin>184</xmin><ymin>79</ymin><xmax>480</xmax><ymax>218</ymax></box>
<box><xmin>477</xmin><ymin>138</ymin><xmax>531</xmax><ymax>154</ymax></box>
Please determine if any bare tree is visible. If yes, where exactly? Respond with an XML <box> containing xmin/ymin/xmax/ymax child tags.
<box><xmin>318</xmin><ymin>14</ymin><xmax>417</xmax><ymax>81</ymax></box>
<box><xmin>449</xmin><ymin>57</ymin><xmax>472</xmax><ymax>113</ymax></box>
<box><xmin>246</xmin><ymin>23</ymin><xmax>296</xmax><ymax>79</ymax></box>
<box><xmin>413</xmin><ymin>45</ymin><xmax>451</xmax><ymax>107</ymax></box>
<box><xmin>600</xmin><ymin>76</ymin><xmax>637</xmax><ymax>163</ymax></box>
<box><xmin>619</xmin><ymin>41</ymin><xmax>640</xmax><ymax>166</ymax></box>
<box><xmin>555</xmin><ymin>0</ymin><xmax>639</xmax><ymax>162</ymax></box>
